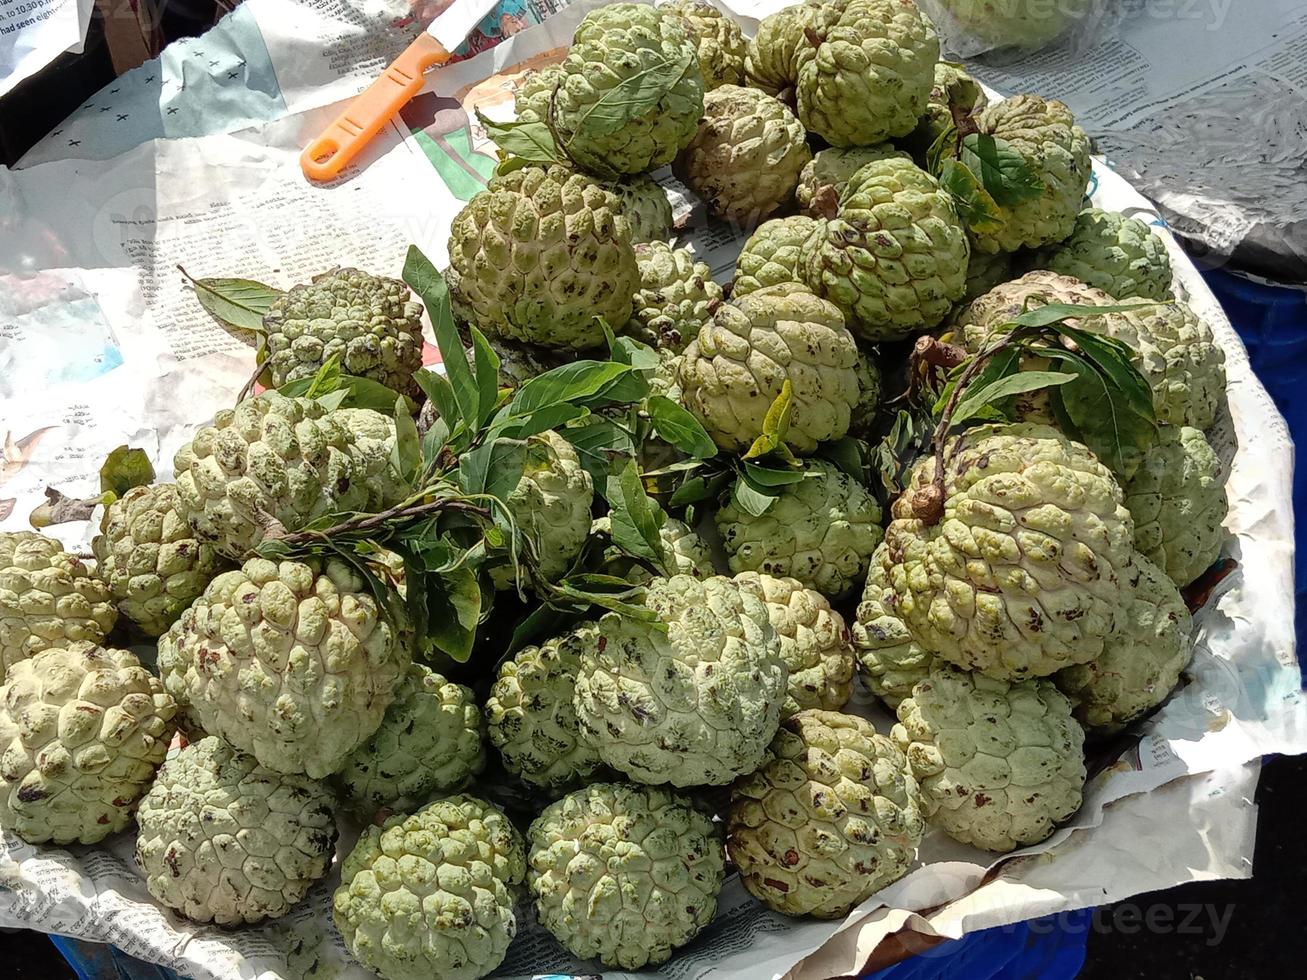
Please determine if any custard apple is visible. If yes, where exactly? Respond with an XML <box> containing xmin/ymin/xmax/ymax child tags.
<box><xmin>335</xmin><ymin>664</ymin><xmax>485</xmax><ymax>815</ymax></box>
<box><xmin>1125</xmin><ymin>425</ymin><xmax>1227</xmax><ymax>587</ymax></box>
<box><xmin>172</xmin><ymin>392</ymin><xmax>401</xmax><ymax>559</ymax></box>
<box><xmin>0</xmin><ymin>643</ymin><xmax>175</xmax><ymax>844</ymax></box>
<box><xmin>593</xmin><ymin>515</ymin><xmax>716</xmax><ymax>584</ymax></box>
<box><xmin>485</xmin><ymin>626</ymin><xmax>604</xmax><ymax>792</ymax></box>
<box><xmin>796</xmin><ymin>145</ymin><xmax>909</xmax><ymax>216</ymax></box>
<box><xmin>662</xmin><ymin>0</ymin><xmax>746</xmax><ymax>89</ymax></box>
<box><xmin>796</xmin><ymin>0</ymin><xmax>939</xmax><ymax>147</ymax></box>
<box><xmin>158</xmin><ymin>556</ymin><xmax>409</xmax><ymax>778</ymax></box>
<box><xmin>490</xmin><ymin>430</ymin><xmax>594</xmax><ymax>590</ymax></box>
<box><xmin>552</xmin><ymin>4</ymin><xmax>705</xmax><ymax>177</ymax></box>
<box><xmin>964</xmin><ymin>247</ymin><xmax>1014</xmax><ymax>301</ymax></box>
<box><xmin>573</xmin><ymin>574</ymin><xmax>787</xmax><ymax>787</ymax></box>
<box><xmin>91</xmin><ymin>484</ymin><xmax>224</xmax><ymax>637</ymax></box>
<box><xmin>448</xmin><ymin>165</ymin><xmax>638</xmax><ymax>350</ymax></box>
<box><xmin>893</xmin><ymin>665</ymin><xmax>1086</xmax><ymax>852</ymax></box>
<box><xmin>605</xmin><ymin>174</ymin><xmax>676</xmax><ymax>243</ymax></box>
<box><xmin>733</xmin><ymin>572</ymin><xmax>855</xmax><ymax>717</ymax></box>
<box><xmin>729</xmin><ymin>710</ymin><xmax>924</xmax><ymax>917</ymax></box>
<box><xmin>513</xmin><ymin>64</ymin><xmax>564</xmax><ymax>124</ymax></box>
<box><xmin>744</xmin><ymin>5</ymin><xmax>812</xmax><ymax>98</ymax></box>
<box><xmin>801</xmin><ymin>157</ymin><xmax>970</xmax><ymax>341</ymax></box>
<box><xmin>733</xmin><ymin>215</ymin><xmax>821</xmax><ymax>298</ymax></box>
<box><xmin>333</xmin><ymin>795</ymin><xmax>525</xmax><ymax>980</ymax></box>
<box><xmin>1056</xmin><ymin>555</ymin><xmax>1193</xmax><ymax>733</ymax></box>
<box><xmin>849</xmin><ymin>348</ymin><xmax>883</xmax><ymax>438</ymax></box>
<box><xmin>625</xmin><ymin>241</ymin><xmax>723</xmax><ymax>353</ymax></box>
<box><xmin>931</xmin><ymin>0</ymin><xmax>1094</xmax><ymax>51</ymax></box>
<box><xmin>880</xmin><ymin>423</ymin><xmax>1135</xmax><ymax>679</ymax></box>
<box><xmin>135</xmin><ymin>736</ymin><xmax>336</xmax><ymax>925</ymax></box>
<box><xmin>678</xmin><ymin>283</ymin><xmax>860</xmax><ymax>454</ymax></box>
<box><xmin>674</xmin><ymin>84</ymin><xmax>811</xmax><ymax>226</ymax></box>
<box><xmin>852</xmin><ymin>545</ymin><xmax>936</xmax><ymax>709</ymax></box>
<box><xmin>716</xmin><ymin>459</ymin><xmax>884</xmax><ymax>599</ymax></box>
<box><xmin>528</xmin><ymin>782</ymin><xmax>724</xmax><ymax>968</ymax></box>
<box><xmin>1113</xmin><ymin>299</ymin><xmax>1227</xmax><ymax>430</ymax></box>
<box><xmin>262</xmin><ymin>268</ymin><xmax>426</xmax><ymax>396</ymax></box>
<box><xmin>1029</xmin><ymin>208</ymin><xmax>1173</xmax><ymax>301</ymax></box>
<box><xmin>0</xmin><ymin>531</ymin><xmax>116</xmax><ymax>681</ymax></box>
<box><xmin>970</xmin><ymin>96</ymin><xmax>1091</xmax><ymax>254</ymax></box>
<box><xmin>902</xmin><ymin>61</ymin><xmax>989</xmax><ymax>159</ymax></box>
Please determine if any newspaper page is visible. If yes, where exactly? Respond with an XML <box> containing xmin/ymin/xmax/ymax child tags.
<box><xmin>0</xmin><ymin>0</ymin><xmax>92</xmax><ymax>98</ymax></box>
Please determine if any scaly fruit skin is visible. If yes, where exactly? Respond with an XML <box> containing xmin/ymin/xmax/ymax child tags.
<box><xmin>796</xmin><ymin>0</ymin><xmax>939</xmax><ymax>147</ymax></box>
<box><xmin>1030</xmin><ymin>209</ymin><xmax>1174</xmax><ymax>301</ymax></box>
<box><xmin>733</xmin><ymin>215</ymin><xmax>821</xmax><ymax>298</ymax></box>
<box><xmin>92</xmin><ymin>484</ymin><xmax>224</xmax><ymax>637</ymax></box>
<box><xmin>802</xmin><ymin>158</ymin><xmax>970</xmax><ymax>341</ymax></box>
<box><xmin>1114</xmin><ymin>300</ymin><xmax>1227</xmax><ymax>431</ymax></box>
<box><xmin>729</xmin><ymin>710</ymin><xmax>924</xmax><ymax>917</ymax></box>
<box><xmin>733</xmin><ymin>572</ymin><xmax>855</xmax><ymax>717</ymax></box>
<box><xmin>675</xmin><ymin>85</ymin><xmax>811</xmax><ymax>226</ymax></box>
<box><xmin>513</xmin><ymin>64</ymin><xmax>564</xmax><ymax>123</ymax></box>
<box><xmin>158</xmin><ymin>556</ymin><xmax>409</xmax><ymax>779</ymax></box>
<box><xmin>0</xmin><ymin>532</ymin><xmax>116</xmax><ymax>681</ymax></box>
<box><xmin>135</xmin><ymin>737</ymin><xmax>336</xmax><ymax>925</ymax></box>
<box><xmin>335</xmin><ymin>665</ymin><xmax>485</xmax><ymax>815</ymax></box>
<box><xmin>528</xmin><ymin>782</ymin><xmax>724</xmax><ymax>968</ymax></box>
<box><xmin>490</xmin><ymin>430</ymin><xmax>594</xmax><ymax>590</ymax></box>
<box><xmin>574</xmin><ymin>574</ymin><xmax>787</xmax><ymax>787</ymax></box>
<box><xmin>678</xmin><ymin>283</ymin><xmax>860</xmax><ymax>454</ymax></box>
<box><xmin>593</xmin><ymin>515</ymin><xmax>716</xmax><ymax>585</ymax></box>
<box><xmin>333</xmin><ymin>795</ymin><xmax>525</xmax><ymax>980</ymax></box>
<box><xmin>894</xmin><ymin>666</ymin><xmax>1086</xmax><ymax>852</ymax></box>
<box><xmin>448</xmin><ymin>165</ymin><xmax>638</xmax><ymax>350</ymax></box>
<box><xmin>852</xmin><ymin>545</ymin><xmax>935</xmax><ymax>710</ymax></box>
<box><xmin>485</xmin><ymin>626</ymin><xmax>604</xmax><ymax>792</ymax></box>
<box><xmin>796</xmin><ymin>145</ymin><xmax>908</xmax><ymax>216</ymax></box>
<box><xmin>553</xmin><ymin>4</ymin><xmax>705</xmax><ymax>177</ymax></box>
<box><xmin>934</xmin><ymin>0</ymin><xmax>1094</xmax><ymax>51</ymax></box>
<box><xmin>1056</xmin><ymin>555</ymin><xmax>1193</xmax><ymax>732</ymax></box>
<box><xmin>625</xmin><ymin>242</ymin><xmax>723</xmax><ymax>353</ymax></box>
<box><xmin>849</xmin><ymin>348</ymin><xmax>883</xmax><ymax>438</ymax></box>
<box><xmin>262</xmin><ymin>268</ymin><xmax>425</xmax><ymax>396</ymax></box>
<box><xmin>606</xmin><ymin>174</ymin><xmax>676</xmax><ymax>243</ymax></box>
<box><xmin>971</xmin><ymin>96</ymin><xmax>1091</xmax><ymax>254</ymax></box>
<box><xmin>881</xmin><ymin>423</ymin><xmax>1135</xmax><ymax>679</ymax></box>
<box><xmin>902</xmin><ymin>61</ymin><xmax>989</xmax><ymax>160</ymax></box>
<box><xmin>0</xmin><ymin>644</ymin><xmax>175</xmax><ymax>844</ymax></box>
<box><xmin>663</xmin><ymin>0</ymin><xmax>746</xmax><ymax>89</ymax></box>
<box><xmin>1125</xmin><ymin>426</ymin><xmax>1227</xmax><ymax>587</ymax></box>
<box><xmin>745</xmin><ymin>5</ymin><xmax>811</xmax><ymax>97</ymax></box>
<box><xmin>716</xmin><ymin>459</ymin><xmax>884</xmax><ymax>599</ymax></box>
<box><xmin>173</xmin><ymin>392</ymin><xmax>400</xmax><ymax>560</ymax></box>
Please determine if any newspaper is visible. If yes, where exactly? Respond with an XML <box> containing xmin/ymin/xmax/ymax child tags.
<box><xmin>0</xmin><ymin>5</ymin><xmax>1304</xmax><ymax>979</ymax></box>
<box><xmin>0</xmin><ymin>0</ymin><xmax>92</xmax><ymax>98</ymax></box>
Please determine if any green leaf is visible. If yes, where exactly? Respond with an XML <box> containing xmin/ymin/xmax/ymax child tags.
<box><xmin>960</xmin><ymin>134</ymin><xmax>1043</xmax><ymax>208</ymax></box>
<box><xmin>558</xmin><ymin>416</ymin><xmax>634</xmax><ymax>492</ymax></box>
<box><xmin>606</xmin><ymin>459</ymin><xmax>665</xmax><ymax>568</ymax></box>
<box><xmin>926</xmin><ymin>119</ymin><xmax>958</xmax><ymax>176</ymax></box>
<box><xmin>279</xmin><ymin>373</ymin><xmax>409</xmax><ymax>414</ymax></box>
<box><xmin>467</xmin><ymin>327</ymin><xmax>503</xmax><ymax>426</ymax></box>
<box><xmin>669</xmin><ymin>471</ymin><xmax>730</xmax><ymax>508</ymax></box>
<box><xmin>475</xmin><ymin>109</ymin><xmax>563</xmax><ymax>164</ymax></box>
<box><xmin>952</xmin><ymin>370</ymin><xmax>1077</xmax><ymax>427</ymax></box>
<box><xmin>647</xmin><ymin>396</ymin><xmax>716</xmax><ymax>458</ymax></box>
<box><xmin>420</xmin><ymin>566</ymin><xmax>482</xmax><ymax>663</ymax></box>
<box><xmin>415</xmin><ymin>369</ymin><xmax>460</xmax><ymax>437</ymax></box>
<box><xmin>498</xmin><ymin>361</ymin><xmax>632</xmax><ymax>433</ymax></box>
<box><xmin>938</xmin><ymin>159</ymin><xmax>1005</xmax><ymax>234</ymax></box>
<box><xmin>459</xmin><ymin>437</ymin><xmax>527</xmax><ymax>502</ymax></box>
<box><xmin>1043</xmin><ymin>348</ymin><xmax>1156</xmax><ymax>478</ymax></box>
<box><xmin>740</xmin><ymin>459</ymin><xmax>805</xmax><ymax>489</ymax></box>
<box><xmin>1010</xmin><ymin>301</ymin><xmax>1159</xmax><ymax>329</ymax></box>
<box><xmin>392</xmin><ymin>394</ymin><xmax>421</xmax><ymax>484</ymax></box>
<box><xmin>299</xmin><ymin>355</ymin><xmax>343</xmax><ymax>400</ymax></box>
<box><xmin>562</xmin><ymin>46</ymin><xmax>694</xmax><ymax>142</ymax></box>
<box><xmin>184</xmin><ymin>271</ymin><xmax>281</xmax><ymax>338</ymax></box>
<box><xmin>732</xmin><ymin>474</ymin><xmax>777</xmax><ymax>518</ymax></box>
<box><xmin>744</xmin><ymin>382</ymin><xmax>793</xmax><ymax>459</ymax></box>
<box><xmin>1060</xmin><ymin>327</ymin><xmax>1156</xmax><ymax>418</ymax></box>
<box><xmin>818</xmin><ymin>438</ymin><xmax>866</xmax><ymax>481</ymax></box>
<box><xmin>99</xmin><ymin>447</ymin><xmax>155</xmax><ymax>496</ymax></box>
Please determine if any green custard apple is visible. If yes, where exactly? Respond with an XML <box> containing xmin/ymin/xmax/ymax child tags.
<box><xmin>626</xmin><ymin>241</ymin><xmax>723</xmax><ymax>353</ymax></box>
<box><xmin>1029</xmin><ymin>208</ymin><xmax>1174</xmax><ymax>301</ymax></box>
<box><xmin>733</xmin><ymin>215</ymin><xmax>821</xmax><ymax>298</ymax></box>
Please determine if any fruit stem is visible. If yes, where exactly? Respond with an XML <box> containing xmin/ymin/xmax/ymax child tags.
<box><xmin>270</xmin><ymin>497</ymin><xmax>491</xmax><ymax>548</ymax></box>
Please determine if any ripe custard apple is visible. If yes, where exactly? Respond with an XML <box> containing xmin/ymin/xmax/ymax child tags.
<box><xmin>92</xmin><ymin>484</ymin><xmax>224</xmax><ymax>637</ymax></box>
<box><xmin>733</xmin><ymin>215</ymin><xmax>822</xmax><ymax>298</ymax></box>
<box><xmin>573</xmin><ymin>574</ymin><xmax>788</xmax><ymax>787</ymax></box>
<box><xmin>448</xmin><ymin>165</ymin><xmax>638</xmax><ymax>350</ymax></box>
<box><xmin>158</xmin><ymin>556</ymin><xmax>409</xmax><ymax>778</ymax></box>
<box><xmin>335</xmin><ymin>664</ymin><xmax>485</xmax><ymax>816</ymax></box>
<box><xmin>801</xmin><ymin>157</ymin><xmax>970</xmax><ymax>341</ymax></box>
<box><xmin>733</xmin><ymin>572</ymin><xmax>855</xmax><ymax>717</ymax></box>
<box><xmin>1030</xmin><ymin>208</ymin><xmax>1174</xmax><ymax>301</ymax></box>
<box><xmin>796</xmin><ymin>0</ymin><xmax>939</xmax><ymax>147</ymax></box>
<box><xmin>1125</xmin><ymin>425</ymin><xmax>1228</xmax><ymax>587</ymax></box>
<box><xmin>728</xmin><ymin>709</ymin><xmax>924</xmax><ymax>918</ymax></box>
<box><xmin>1113</xmin><ymin>299</ymin><xmax>1227</xmax><ymax>431</ymax></box>
<box><xmin>744</xmin><ymin>5</ymin><xmax>812</xmax><ymax>98</ymax></box>
<box><xmin>0</xmin><ymin>643</ymin><xmax>175</xmax><ymax>845</ymax></box>
<box><xmin>674</xmin><ymin>84</ymin><xmax>812</xmax><ymax>226</ymax></box>
<box><xmin>173</xmin><ymin>392</ymin><xmax>401</xmax><ymax>559</ymax></box>
<box><xmin>485</xmin><ymin>626</ymin><xmax>604</xmax><ymax>792</ymax></box>
<box><xmin>1056</xmin><ymin>554</ymin><xmax>1193</xmax><ymax>733</ymax></box>
<box><xmin>605</xmin><ymin>174</ymin><xmax>676</xmax><ymax>243</ymax></box>
<box><xmin>662</xmin><ymin>0</ymin><xmax>746</xmax><ymax>89</ymax></box>
<box><xmin>881</xmin><ymin>423</ymin><xmax>1135</xmax><ymax>679</ymax></box>
<box><xmin>528</xmin><ymin>782</ymin><xmax>724</xmax><ymax>968</ymax></box>
<box><xmin>932</xmin><ymin>0</ymin><xmax>1094</xmax><ymax>51</ymax></box>
<box><xmin>852</xmin><ymin>546</ymin><xmax>935</xmax><ymax>710</ymax></box>
<box><xmin>849</xmin><ymin>347</ymin><xmax>883</xmax><ymax>438</ymax></box>
<box><xmin>893</xmin><ymin>665</ymin><xmax>1086</xmax><ymax>852</ymax></box>
<box><xmin>552</xmin><ymin>4</ymin><xmax>705</xmax><ymax>178</ymax></box>
<box><xmin>593</xmin><ymin>515</ymin><xmax>716</xmax><ymax>584</ymax></box>
<box><xmin>625</xmin><ymin>241</ymin><xmax>723</xmax><ymax>353</ymax></box>
<box><xmin>491</xmin><ymin>430</ymin><xmax>594</xmax><ymax>590</ymax></box>
<box><xmin>135</xmin><ymin>737</ymin><xmax>336</xmax><ymax>925</ymax></box>
<box><xmin>678</xmin><ymin>283</ymin><xmax>860</xmax><ymax>454</ymax></box>
<box><xmin>717</xmin><ymin>459</ymin><xmax>884</xmax><ymax>599</ymax></box>
<box><xmin>513</xmin><ymin>64</ymin><xmax>564</xmax><ymax>124</ymax></box>
<box><xmin>796</xmin><ymin>145</ymin><xmax>909</xmax><ymax>216</ymax></box>
<box><xmin>333</xmin><ymin>795</ymin><xmax>525</xmax><ymax>980</ymax></box>
<box><xmin>0</xmin><ymin>531</ymin><xmax>116</xmax><ymax>681</ymax></box>
<box><xmin>262</xmin><ymin>268</ymin><xmax>425</xmax><ymax>396</ymax></box>
<box><xmin>970</xmin><ymin>96</ymin><xmax>1091</xmax><ymax>253</ymax></box>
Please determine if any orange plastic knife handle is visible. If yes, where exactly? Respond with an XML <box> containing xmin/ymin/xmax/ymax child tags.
<box><xmin>301</xmin><ymin>32</ymin><xmax>450</xmax><ymax>182</ymax></box>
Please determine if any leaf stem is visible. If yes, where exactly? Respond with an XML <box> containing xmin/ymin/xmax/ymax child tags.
<box><xmin>271</xmin><ymin>497</ymin><xmax>491</xmax><ymax>548</ymax></box>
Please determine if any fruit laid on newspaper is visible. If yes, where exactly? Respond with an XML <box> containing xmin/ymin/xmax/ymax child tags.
<box><xmin>2</xmin><ymin>3</ymin><xmax>1240</xmax><ymax>978</ymax></box>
